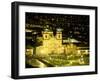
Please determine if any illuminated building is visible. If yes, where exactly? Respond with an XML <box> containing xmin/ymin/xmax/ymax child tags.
<box><xmin>35</xmin><ymin>28</ymin><xmax>89</xmax><ymax>56</ymax></box>
<box><xmin>36</xmin><ymin>28</ymin><xmax>64</xmax><ymax>55</ymax></box>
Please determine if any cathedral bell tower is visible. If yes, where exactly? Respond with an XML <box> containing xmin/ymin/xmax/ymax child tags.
<box><xmin>56</xmin><ymin>28</ymin><xmax>62</xmax><ymax>44</ymax></box>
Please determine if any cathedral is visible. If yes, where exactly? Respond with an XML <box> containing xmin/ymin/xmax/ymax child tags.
<box><xmin>35</xmin><ymin>28</ymin><xmax>89</xmax><ymax>56</ymax></box>
<box><xmin>36</xmin><ymin>28</ymin><xmax>65</xmax><ymax>55</ymax></box>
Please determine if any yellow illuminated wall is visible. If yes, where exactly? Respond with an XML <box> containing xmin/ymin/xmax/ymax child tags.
<box><xmin>36</xmin><ymin>29</ymin><xmax>88</xmax><ymax>56</ymax></box>
<box><xmin>36</xmin><ymin>29</ymin><xmax>64</xmax><ymax>55</ymax></box>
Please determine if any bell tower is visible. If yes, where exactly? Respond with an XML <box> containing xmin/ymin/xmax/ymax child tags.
<box><xmin>56</xmin><ymin>28</ymin><xmax>62</xmax><ymax>47</ymax></box>
<box><xmin>42</xmin><ymin>29</ymin><xmax>50</xmax><ymax>40</ymax></box>
<box><xmin>56</xmin><ymin>28</ymin><xmax>62</xmax><ymax>40</ymax></box>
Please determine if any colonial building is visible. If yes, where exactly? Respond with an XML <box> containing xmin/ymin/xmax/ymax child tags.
<box><xmin>26</xmin><ymin>28</ymin><xmax>89</xmax><ymax>56</ymax></box>
<box><xmin>36</xmin><ymin>28</ymin><xmax>64</xmax><ymax>55</ymax></box>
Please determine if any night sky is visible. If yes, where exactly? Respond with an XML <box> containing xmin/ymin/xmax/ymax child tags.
<box><xmin>25</xmin><ymin>12</ymin><xmax>89</xmax><ymax>45</ymax></box>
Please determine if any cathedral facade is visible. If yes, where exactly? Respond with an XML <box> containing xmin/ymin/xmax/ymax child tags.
<box><xmin>32</xmin><ymin>28</ymin><xmax>89</xmax><ymax>56</ymax></box>
<box><xmin>36</xmin><ymin>28</ymin><xmax>65</xmax><ymax>55</ymax></box>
